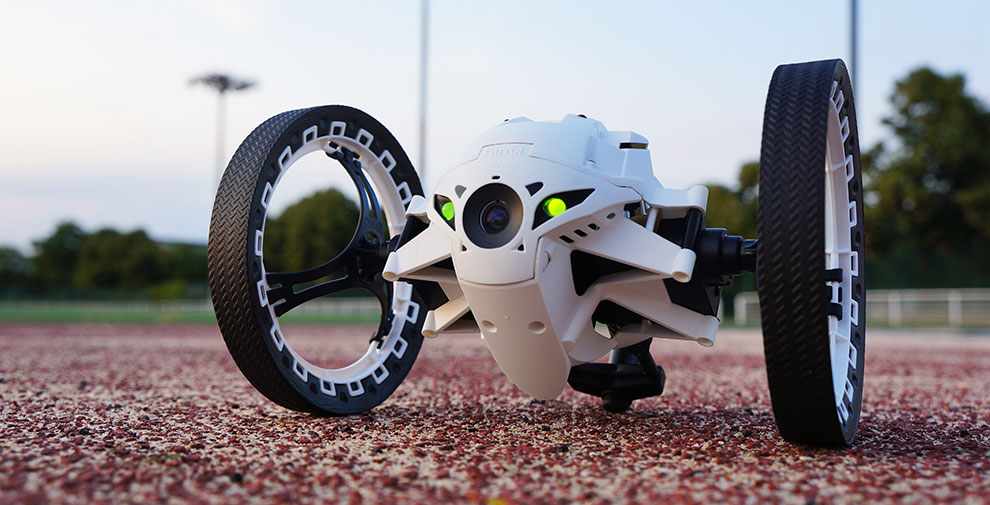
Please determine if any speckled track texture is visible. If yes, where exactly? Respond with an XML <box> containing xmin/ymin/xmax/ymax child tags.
<box><xmin>2</xmin><ymin>324</ymin><xmax>988</xmax><ymax>504</ymax></box>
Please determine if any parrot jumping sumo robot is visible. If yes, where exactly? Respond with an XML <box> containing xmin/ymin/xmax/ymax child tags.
<box><xmin>209</xmin><ymin>59</ymin><xmax>866</xmax><ymax>446</ymax></box>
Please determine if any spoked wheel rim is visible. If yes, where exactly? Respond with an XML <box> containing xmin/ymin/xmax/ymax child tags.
<box><xmin>209</xmin><ymin>105</ymin><xmax>426</xmax><ymax>414</ymax></box>
<box><xmin>824</xmin><ymin>80</ymin><xmax>861</xmax><ymax>421</ymax></box>
<box><xmin>259</xmin><ymin>135</ymin><xmax>413</xmax><ymax>388</ymax></box>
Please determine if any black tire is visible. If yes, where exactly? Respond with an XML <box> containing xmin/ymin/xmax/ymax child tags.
<box><xmin>757</xmin><ymin>60</ymin><xmax>867</xmax><ymax>446</ymax></box>
<box><xmin>208</xmin><ymin>105</ymin><xmax>426</xmax><ymax>415</ymax></box>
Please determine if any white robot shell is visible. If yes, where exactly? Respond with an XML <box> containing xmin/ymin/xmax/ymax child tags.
<box><xmin>384</xmin><ymin>114</ymin><xmax>719</xmax><ymax>400</ymax></box>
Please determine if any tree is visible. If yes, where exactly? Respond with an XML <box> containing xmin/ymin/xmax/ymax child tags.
<box><xmin>857</xmin><ymin>67</ymin><xmax>990</xmax><ymax>287</ymax></box>
<box><xmin>158</xmin><ymin>243</ymin><xmax>208</xmax><ymax>283</ymax></box>
<box><xmin>702</xmin><ymin>161</ymin><xmax>758</xmax><ymax>239</ymax></box>
<box><xmin>864</xmin><ymin>67</ymin><xmax>990</xmax><ymax>255</ymax></box>
<box><xmin>32</xmin><ymin>221</ymin><xmax>86</xmax><ymax>288</ymax></box>
<box><xmin>0</xmin><ymin>246</ymin><xmax>34</xmax><ymax>293</ymax></box>
<box><xmin>263</xmin><ymin>188</ymin><xmax>360</xmax><ymax>273</ymax></box>
<box><xmin>151</xmin><ymin>242</ymin><xmax>208</xmax><ymax>300</ymax></box>
<box><xmin>74</xmin><ymin>229</ymin><xmax>161</xmax><ymax>288</ymax></box>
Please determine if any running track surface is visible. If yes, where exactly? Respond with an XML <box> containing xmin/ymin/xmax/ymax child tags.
<box><xmin>1</xmin><ymin>324</ymin><xmax>988</xmax><ymax>504</ymax></box>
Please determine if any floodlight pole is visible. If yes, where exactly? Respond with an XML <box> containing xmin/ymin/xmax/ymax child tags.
<box><xmin>850</xmin><ymin>0</ymin><xmax>858</xmax><ymax>88</ymax></box>
<box><xmin>418</xmin><ymin>0</ymin><xmax>430</xmax><ymax>183</ymax></box>
<box><xmin>215</xmin><ymin>90</ymin><xmax>226</xmax><ymax>187</ymax></box>
<box><xmin>191</xmin><ymin>73</ymin><xmax>256</xmax><ymax>189</ymax></box>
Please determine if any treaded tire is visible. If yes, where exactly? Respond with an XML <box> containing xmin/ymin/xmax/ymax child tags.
<box><xmin>757</xmin><ymin>60</ymin><xmax>867</xmax><ymax>446</ymax></box>
<box><xmin>208</xmin><ymin>105</ymin><xmax>426</xmax><ymax>415</ymax></box>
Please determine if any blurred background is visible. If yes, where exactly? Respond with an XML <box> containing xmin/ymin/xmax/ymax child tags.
<box><xmin>1</xmin><ymin>0</ymin><xmax>988</xmax><ymax>326</ymax></box>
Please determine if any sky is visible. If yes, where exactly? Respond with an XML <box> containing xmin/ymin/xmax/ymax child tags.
<box><xmin>1</xmin><ymin>0</ymin><xmax>988</xmax><ymax>252</ymax></box>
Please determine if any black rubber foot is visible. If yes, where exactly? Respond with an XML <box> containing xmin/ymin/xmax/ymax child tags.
<box><xmin>568</xmin><ymin>340</ymin><xmax>665</xmax><ymax>412</ymax></box>
<box><xmin>601</xmin><ymin>393</ymin><xmax>633</xmax><ymax>413</ymax></box>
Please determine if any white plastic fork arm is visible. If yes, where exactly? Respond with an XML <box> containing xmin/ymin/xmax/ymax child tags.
<box><xmin>422</xmin><ymin>296</ymin><xmax>471</xmax><ymax>337</ymax></box>
<box><xmin>443</xmin><ymin>319</ymin><xmax>480</xmax><ymax>334</ymax></box>
<box><xmin>397</xmin><ymin>266</ymin><xmax>458</xmax><ymax>284</ymax></box>
<box><xmin>595</xmin><ymin>272</ymin><xmax>719</xmax><ymax>347</ymax></box>
<box><xmin>574</xmin><ymin>217</ymin><xmax>696</xmax><ymax>283</ymax></box>
<box><xmin>437</xmin><ymin>279</ymin><xmax>464</xmax><ymax>302</ymax></box>
<box><xmin>383</xmin><ymin>225</ymin><xmax>452</xmax><ymax>282</ymax></box>
<box><xmin>404</xmin><ymin>194</ymin><xmax>430</xmax><ymax>222</ymax></box>
<box><xmin>643</xmin><ymin>185</ymin><xmax>709</xmax><ymax>217</ymax></box>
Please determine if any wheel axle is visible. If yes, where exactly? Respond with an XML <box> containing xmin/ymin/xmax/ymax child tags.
<box><xmin>693</xmin><ymin>228</ymin><xmax>757</xmax><ymax>285</ymax></box>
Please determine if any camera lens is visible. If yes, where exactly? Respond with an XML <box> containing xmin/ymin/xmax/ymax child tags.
<box><xmin>463</xmin><ymin>183</ymin><xmax>522</xmax><ymax>249</ymax></box>
<box><xmin>480</xmin><ymin>201</ymin><xmax>510</xmax><ymax>234</ymax></box>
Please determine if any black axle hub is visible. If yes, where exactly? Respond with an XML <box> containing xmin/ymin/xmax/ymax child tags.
<box><xmin>655</xmin><ymin>208</ymin><xmax>758</xmax><ymax>318</ymax></box>
<box><xmin>674</xmin><ymin>208</ymin><xmax>757</xmax><ymax>284</ymax></box>
<box><xmin>693</xmin><ymin>227</ymin><xmax>758</xmax><ymax>285</ymax></box>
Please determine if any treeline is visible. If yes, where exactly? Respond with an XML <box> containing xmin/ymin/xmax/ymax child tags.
<box><xmin>1</xmin><ymin>223</ymin><xmax>208</xmax><ymax>300</ymax></box>
<box><xmin>0</xmin><ymin>188</ymin><xmax>359</xmax><ymax>300</ymax></box>
<box><xmin>704</xmin><ymin>66</ymin><xmax>990</xmax><ymax>290</ymax></box>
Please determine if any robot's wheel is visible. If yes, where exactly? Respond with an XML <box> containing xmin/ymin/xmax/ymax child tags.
<box><xmin>208</xmin><ymin>105</ymin><xmax>426</xmax><ymax>415</ymax></box>
<box><xmin>757</xmin><ymin>60</ymin><xmax>867</xmax><ymax>446</ymax></box>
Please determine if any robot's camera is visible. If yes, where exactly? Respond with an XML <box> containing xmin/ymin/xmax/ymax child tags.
<box><xmin>480</xmin><ymin>201</ymin><xmax>510</xmax><ymax>234</ymax></box>
<box><xmin>463</xmin><ymin>183</ymin><xmax>522</xmax><ymax>248</ymax></box>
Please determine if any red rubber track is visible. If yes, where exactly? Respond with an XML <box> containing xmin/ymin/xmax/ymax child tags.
<box><xmin>1</xmin><ymin>324</ymin><xmax>988</xmax><ymax>504</ymax></box>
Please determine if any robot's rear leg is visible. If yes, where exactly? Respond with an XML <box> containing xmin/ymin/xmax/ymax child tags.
<box><xmin>567</xmin><ymin>339</ymin><xmax>665</xmax><ymax>413</ymax></box>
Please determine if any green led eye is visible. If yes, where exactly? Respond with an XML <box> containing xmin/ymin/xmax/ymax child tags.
<box><xmin>542</xmin><ymin>197</ymin><xmax>567</xmax><ymax>217</ymax></box>
<box><xmin>441</xmin><ymin>201</ymin><xmax>455</xmax><ymax>221</ymax></box>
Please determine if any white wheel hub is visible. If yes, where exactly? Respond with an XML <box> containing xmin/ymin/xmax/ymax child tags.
<box><xmin>825</xmin><ymin>80</ymin><xmax>859</xmax><ymax>421</ymax></box>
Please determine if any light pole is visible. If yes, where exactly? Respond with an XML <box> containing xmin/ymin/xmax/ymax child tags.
<box><xmin>418</xmin><ymin>0</ymin><xmax>430</xmax><ymax>183</ymax></box>
<box><xmin>850</xmin><ymin>0</ymin><xmax>858</xmax><ymax>88</ymax></box>
<box><xmin>190</xmin><ymin>73</ymin><xmax>256</xmax><ymax>188</ymax></box>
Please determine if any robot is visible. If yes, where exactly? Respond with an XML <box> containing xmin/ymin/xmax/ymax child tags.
<box><xmin>209</xmin><ymin>59</ymin><xmax>866</xmax><ymax>446</ymax></box>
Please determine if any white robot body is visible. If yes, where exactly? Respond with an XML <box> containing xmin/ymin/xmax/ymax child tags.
<box><xmin>214</xmin><ymin>59</ymin><xmax>866</xmax><ymax>445</ymax></box>
<box><xmin>384</xmin><ymin>114</ymin><xmax>719</xmax><ymax>399</ymax></box>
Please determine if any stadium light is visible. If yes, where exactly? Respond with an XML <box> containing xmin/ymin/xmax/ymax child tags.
<box><xmin>190</xmin><ymin>73</ymin><xmax>256</xmax><ymax>188</ymax></box>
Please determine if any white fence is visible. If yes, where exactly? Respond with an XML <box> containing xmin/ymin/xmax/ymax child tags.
<box><xmin>734</xmin><ymin>288</ymin><xmax>990</xmax><ymax>327</ymax></box>
<box><xmin>281</xmin><ymin>298</ymin><xmax>381</xmax><ymax>317</ymax></box>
